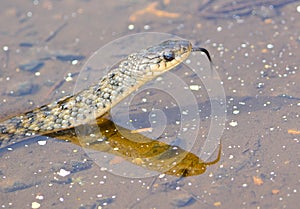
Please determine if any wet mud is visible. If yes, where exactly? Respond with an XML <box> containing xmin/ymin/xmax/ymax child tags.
<box><xmin>0</xmin><ymin>0</ymin><xmax>299</xmax><ymax>208</ymax></box>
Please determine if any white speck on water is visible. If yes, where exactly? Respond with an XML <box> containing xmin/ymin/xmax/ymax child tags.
<box><xmin>158</xmin><ymin>174</ymin><xmax>165</xmax><ymax>178</ymax></box>
<box><xmin>242</xmin><ymin>183</ymin><xmax>248</xmax><ymax>188</ymax></box>
<box><xmin>65</xmin><ymin>76</ymin><xmax>73</xmax><ymax>82</ymax></box>
<box><xmin>36</xmin><ymin>195</ymin><xmax>44</xmax><ymax>200</ymax></box>
<box><xmin>257</xmin><ymin>82</ymin><xmax>264</xmax><ymax>88</ymax></box>
<box><xmin>233</xmin><ymin>110</ymin><xmax>240</xmax><ymax>115</ymax></box>
<box><xmin>128</xmin><ymin>24</ymin><xmax>134</xmax><ymax>30</ymax></box>
<box><xmin>31</xmin><ymin>202</ymin><xmax>40</xmax><ymax>209</ymax></box>
<box><xmin>156</xmin><ymin>76</ymin><xmax>163</xmax><ymax>81</ymax></box>
<box><xmin>185</xmin><ymin>59</ymin><xmax>191</xmax><ymax>64</ymax></box>
<box><xmin>57</xmin><ymin>169</ymin><xmax>71</xmax><ymax>177</ymax></box>
<box><xmin>229</xmin><ymin>121</ymin><xmax>238</xmax><ymax>127</ymax></box>
<box><xmin>27</xmin><ymin>11</ymin><xmax>33</xmax><ymax>17</ymax></box>
<box><xmin>182</xmin><ymin>110</ymin><xmax>188</xmax><ymax>115</ymax></box>
<box><xmin>38</xmin><ymin>140</ymin><xmax>47</xmax><ymax>146</ymax></box>
<box><xmin>189</xmin><ymin>85</ymin><xmax>200</xmax><ymax>91</ymax></box>
<box><xmin>239</xmin><ymin>101</ymin><xmax>246</xmax><ymax>105</ymax></box>
<box><xmin>33</xmin><ymin>0</ymin><xmax>39</xmax><ymax>5</ymax></box>
<box><xmin>264</xmin><ymin>101</ymin><xmax>271</xmax><ymax>107</ymax></box>
<box><xmin>71</xmin><ymin>60</ymin><xmax>78</xmax><ymax>65</ymax></box>
<box><xmin>144</xmin><ymin>25</ymin><xmax>150</xmax><ymax>30</ymax></box>
<box><xmin>267</xmin><ymin>44</ymin><xmax>274</xmax><ymax>49</ymax></box>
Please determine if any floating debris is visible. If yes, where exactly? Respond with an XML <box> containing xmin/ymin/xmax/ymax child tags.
<box><xmin>288</xmin><ymin>129</ymin><xmax>300</xmax><ymax>135</ymax></box>
<box><xmin>253</xmin><ymin>176</ymin><xmax>264</xmax><ymax>185</ymax></box>
<box><xmin>35</xmin><ymin>194</ymin><xmax>44</xmax><ymax>200</ymax></box>
<box><xmin>229</xmin><ymin>121</ymin><xmax>238</xmax><ymax>127</ymax></box>
<box><xmin>128</xmin><ymin>24</ymin><xmax>135</xmax><ymax>30</ymax></box>
<box><xmin>214</xmin><ymin>201</ymin><xmax>222</xmax><ymax>207</ymax></box>
<box><xmin>232</xmin><ymin>110</ymin><xmax>240</xmax><ymax>115</ymax></box>
<box><xmin>189</xmin><ymin>85</ymin><xmax>200</xmax><ymax>91</ymax></box>
<box><xmin>2</xmin><ymin>46</ymin><xmax>9</xmax><ymax>51</ymax></box>
<box><xmin>57</xmin><ymin>168</ymin><xmax>71</xmax><ymax>177</ymax></box>
<box><xmin>37</xmin><ymin>140</ymin><xmax>47</xmax><ymax>146</ymax></box>
<box><xmin>31</xmin><ymin>202</ymin><xmax>40</xmax><ymax>209</ymax></box>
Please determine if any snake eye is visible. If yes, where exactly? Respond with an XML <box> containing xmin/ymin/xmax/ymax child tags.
<box><xmin>163</xmin><ymin>51</ymin><xmax>175</xmax><ymax>61</ymax></box>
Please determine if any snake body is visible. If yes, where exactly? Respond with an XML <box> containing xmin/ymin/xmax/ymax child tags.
<box><xmin>1</xmin><ymin>40</ymin><xmax>207</xmax><ymax>147</ymax></box>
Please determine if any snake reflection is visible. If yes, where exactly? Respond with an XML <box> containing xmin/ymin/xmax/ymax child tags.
<box><xmin>48</xmin><ymin>116</ymin><xmax>221</xmax><ymax>177</ymax></box>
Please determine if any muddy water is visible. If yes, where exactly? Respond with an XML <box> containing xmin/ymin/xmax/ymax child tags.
<box><xmin>0</xmin><ymin>0</ymin><xmax>299</xmax><ymax>208</ymax></box>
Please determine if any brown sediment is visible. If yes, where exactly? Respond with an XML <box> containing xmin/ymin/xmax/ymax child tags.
<box><xmin>129</xmin><ymin>2</ymin><xmax>180</xmax><ymax>22</ymax></box>
<box><xmin>287</xmin><ymin>129</ymin><xmax>300</xmax><ymax>135</ymax></box>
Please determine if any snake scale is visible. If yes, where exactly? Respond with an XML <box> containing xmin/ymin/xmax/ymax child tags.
<box><xmin>0</xmin><ymin>40</ymin><xmax>212</xmax><ymax>148</ymax></box>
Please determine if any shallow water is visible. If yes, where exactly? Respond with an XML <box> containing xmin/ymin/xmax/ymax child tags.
<box><xmin>0</xmin><ymin>0</ymin><xmax>299</xmax><ymax>208</ymax></box>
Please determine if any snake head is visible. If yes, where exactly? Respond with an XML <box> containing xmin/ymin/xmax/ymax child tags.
<box><xmin>137</xmin><ymin>40</ymin><xmax>192</xmax><ymax>76</ymax></box>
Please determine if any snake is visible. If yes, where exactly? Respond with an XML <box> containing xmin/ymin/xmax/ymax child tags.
<box><xmin>0</xmin><ymin>40</ymin><xmax>212</xmax><ymax>148</ymax></box>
